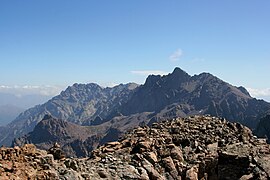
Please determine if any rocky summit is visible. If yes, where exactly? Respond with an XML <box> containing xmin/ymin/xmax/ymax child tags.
<box><xmin>1</xmin><ymin>115</ymin><xmax>270</xmax><ymax>179</ymax></box>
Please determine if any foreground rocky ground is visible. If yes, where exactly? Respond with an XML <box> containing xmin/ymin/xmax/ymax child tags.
<box><xmin>1</xmin><ymin>115</ymin><xmax>270</xmax><ymax>179</ymax></box>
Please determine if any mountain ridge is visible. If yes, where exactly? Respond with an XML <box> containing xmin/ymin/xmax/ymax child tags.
<box><xmin>13</xmin><ymin>115</ymin><xmax>108</xmax><ymax>157</ymax></box>
<box><xmin>0</xmin><ymin>83</ymin><xmax>139</xmax><ymax>145</ymax></box>
<box><xmin>1</xmin><ymin>67</ymin><xmax>270</xmax><ymax>146</ymax></box>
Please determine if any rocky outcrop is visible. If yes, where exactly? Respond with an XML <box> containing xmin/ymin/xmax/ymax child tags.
<box><xmin>1</xmin><ymin>115</ymin><xmax>270</xmax><ymax>179</ymax></box>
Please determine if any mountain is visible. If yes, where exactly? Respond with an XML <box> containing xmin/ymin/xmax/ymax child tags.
<box><xmin>0</xmin><ymin>83</ymin><xmax>139</xmax><ymax>146</ymax></box>
<box><xmin>121</xmin><ymin>67</ymin><xmax>270</xmax><ymax>127</ymax></box>
<box><xmin>13</xmin><ymin>115</ymin><xmax>108</xmax><ymax>157</ymax></box>
<box><xmin>0</xmin><ymin>104</ymin><xmax>24</xmax><ymax>126</ymax></box>
<box><xmin>2</xmin><ymin>115</ymin><xmax>270</xmax><ymax>179</ymax></box>
<box><xmin>1</xmin><ymin>67</ymin><xmax>270</xmax><ymax>146</ymax></box>
<box><xmin>12</xmin><ymin>113</ymin><xmax>168</xmax><ymax>157</ymax></box>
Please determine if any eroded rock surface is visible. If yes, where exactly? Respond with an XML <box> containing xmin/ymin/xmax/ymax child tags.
<box><xmin>1</xmin><ymin>115</ymin><xmax>270</xmax><ymax>179</ymax></box>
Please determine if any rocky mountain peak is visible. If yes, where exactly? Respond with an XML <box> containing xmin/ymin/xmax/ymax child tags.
<box><xmin>144</xmin><ymin>74</ymin><xmax>162</xmax><ymax>87</ymax></box>
<box><xmin>238</xmin><ymin>86</ymin><xmax>251</xmax><ymax>97</ymax></box>
<box><xmin>62</xmin><ymin>83</ymin><xmax>102</xmax><ymax>96</ymax></box>
<box><xmin>144</xmin><ymin>67</ymin><xmax>190</xmax><ymax>88</ymax></box>
<box><xmin>172</xmin><ymin>67</ymin><xmax>189</xmax><ymax>77</ymax></box>
<box><xmin>192</xmin><ymin>72</ymin><xmax>223</xmax><ymax>85</ymax></box>
<box><xmin>166</xmin><ymin>67</ymin><xmax>191</xmax><ymax>84</ymax></box>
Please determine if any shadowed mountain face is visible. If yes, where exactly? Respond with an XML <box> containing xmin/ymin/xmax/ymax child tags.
<box><xmin>255</xmin><ymin>115</ymin><xmax>270</xmax><ymax>142</ymax></box>
<box><xmin>120</xmin><ymin>68</ymin><xmax>270</xmax><ymax>127</ymax></box>
<box><xmin>13</xmin><ymin>115</ymin><xmax>109</xmax><ymax>157</ymax></box>
<box><xmin>1</xmin><ymin>67</ymin><xmax>270</xmax><ymax>146</ymax></box>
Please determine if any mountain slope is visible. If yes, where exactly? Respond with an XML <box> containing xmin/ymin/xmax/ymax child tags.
<box><xmin>120</xmin><ymin>68</ymin><xmax>270</xmax><ymax>128</ymax></box>
<box><xmin>13</xmin><ymin>115</ymin><xmax>110</xmax><ymax>157</ymax></box>
<box><xmin>0</xmin><ymin>83</ymin><xmax>138</xmax><ymax>146</ymax></box>
<box><xmin>12</xmin><ymin>113</ymin><xmax>158</xmax><ymax>157</ymax></box>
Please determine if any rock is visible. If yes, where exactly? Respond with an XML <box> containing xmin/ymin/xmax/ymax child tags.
<box><xmin>144</xmin><ymin>152</ymin><xmax>158</xmax><ymax>164</ymax></box>
<box><xmin>218</xmin><ymin>143</ymin><xmax>252</xmax><ymax>179</ymax></box>
<box><xmin>162</xmin><ymin>156</ymin><xmax>176</xmax><ymax>172</ymax></box>
<box><xmin>132</xmin><ymin>141</ymin><xmax>151</xmax><ymax>153</ymax></box>
<box><xmin>186</xmin><ymin>166</ymin><xmax>198</xmax><ymax>180</ymax></box>
<box><xmin>121</xmin><ymin>165</ymin><xmax>141</xmax><ymax>179</ymax></box>
<box><xmin>98</xmin><ymin>170</ymin><xmax>109</xmax><ymax>178</ymax></box>
<box><xmin>240</xmin><ymin>173</ymin><xmax>253</xmax><ymax>180</ymax></box>
<box><xmin>102</xmin><ymin>147</ymin><xmax>115</xmax><ymax>153</ymax></box>
<box><xmin>47</xmin><ymin>144</ymin><xmax>65</xmax><ymax>160</ymax></box>
<box><xmin>21</xmin><ymin>144</ymin><xmax>36</xmax><ymax>155</ymax></box>
<box><xmin>64</xmin><ymin>159</ymin><xmax>79</xmax><ymax>171</ymax></box>
<box><xmin>106</xmin><ymin>141</ymin><xmax>121</xmax><ymax>146</ymax></box>
<box><xmin>170</xmin><ymin>146</ymin><xmax>184</xmax><ymax>162</ymax></box>
<box><xmin>142</xmin><ymin>160</ymin><xmax>164</xmax><ymax>180</ymax></box>
<box><xmin>61</xmin><ymin>169</ymin><xmax>83</xmax><ymax>180</ymax></box>
<box><xmin>41</xmin><ymin>154</ymin><xmax>54</xmax><ymax>165</ymax></box>
<box><xmin>136</xmin><ymin>131</ymin><xmax>147</xmax><ymax>137</ymax></box>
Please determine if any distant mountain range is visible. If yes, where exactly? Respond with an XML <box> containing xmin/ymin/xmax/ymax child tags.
<box><xmin>0</xmin><ymin>92</ymin><xmax>53</xmax><ymax>125</ymax></box>
<box><xmin>2</xmin><ymin>67</ymin><xmax>270</xmax><ymax>147</ymax></box>
<box><xmin>0</xmin><ymin>92</ymin><xmax>52</xmax><ymax>109</ymax></box>
<box><xmin>0</xmin><ymin>104</ymin><xmax>24</xmax><ymax>126</ymax></box>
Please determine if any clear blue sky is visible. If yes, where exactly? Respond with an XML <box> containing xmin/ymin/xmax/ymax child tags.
<box><xmin>0</xmin><ymin>0</ymin><xmax>270</xmax><ymax>99</ymax></box>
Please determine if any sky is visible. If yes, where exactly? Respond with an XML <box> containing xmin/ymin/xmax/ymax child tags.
<box><xmin>0</xmin><ymin>0</ymin><xmax>270</xmax><ymax>101</ymax></box>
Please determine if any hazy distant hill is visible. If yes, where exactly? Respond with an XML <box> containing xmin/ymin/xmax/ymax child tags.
<box><xmin>0</xmin><ymin>105</ymin><xmax>24</xmax><ymax>126</ymax></box>
<box><xmin>0</xmin><ymin>92</ymin><xmax>52</xmax><ymax>109</ymax></box>
<box><xmin>1</xmin><ymin>67</ymin><xmax>270</xmax><ymax>146</ymax></box>
<box><xmin>0</xmin><ymin>92</ymin><xmax>54</xmax><ymax>126</ymax></box>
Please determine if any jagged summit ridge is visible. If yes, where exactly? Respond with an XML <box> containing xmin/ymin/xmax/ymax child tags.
<box><xmin>0</xmin><ymin>83</ymin><xmax>139</xmax><ymax>145</ymax></box>
<box><xmin>1</xmin><ymin>67</ymin><xmax>270</xmax><ymax>146</ymax></box>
